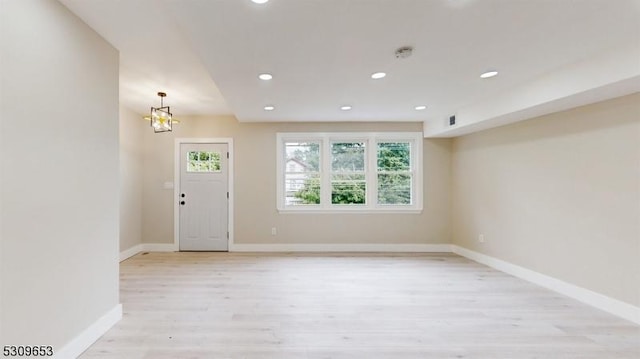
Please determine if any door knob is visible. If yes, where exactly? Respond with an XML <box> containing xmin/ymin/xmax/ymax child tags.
<box><xmin>181</xmin><ymin>193</ymin><xmax>186</xmax><ymax>198</ymax></box>
<box><xmin>180</xmin><ymin>201</ymin><xmax>185</xmax><ymax>205</ymax></box>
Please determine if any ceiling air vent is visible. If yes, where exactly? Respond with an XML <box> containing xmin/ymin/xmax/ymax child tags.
<box><xmin>449</xmin><ymin>115</ymin><xmax>456</xmax><ymax>126</ymax></box>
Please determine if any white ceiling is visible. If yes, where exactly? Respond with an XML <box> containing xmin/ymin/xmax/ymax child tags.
<box><xmin>60</xmin><ymin>0</ymin><xmax>640</xmax><ymax>131</ymax></box>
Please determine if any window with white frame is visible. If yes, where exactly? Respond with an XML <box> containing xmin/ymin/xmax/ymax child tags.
<box><xmin>277</xmin><ymin>132</ymin><xmax>422</xmax><ymax>212</ymax></box>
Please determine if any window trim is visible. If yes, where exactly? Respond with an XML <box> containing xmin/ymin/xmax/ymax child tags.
<box><xmin>276</xmin><ymin>132</ymin><xmax>423</xmax><ymax>213</ymax></box>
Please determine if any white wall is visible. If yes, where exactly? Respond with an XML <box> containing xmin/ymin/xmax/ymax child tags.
<box><xmin>119</xmin><ymin>106</ymin><xmax>145</xmax><ymax>253</ymax></box>
<box><xmin>0</xmin><ymin>0</ymin><xmax>4</xmax><ymax>341</ymax></box>
<box><xmin>451</xmin><ymin>93</ymin><xmax>640</xmax><ymax>307</ymax></box>
<box><xmin>141</xmin><ymin>117</ymin><xmax>451</xmax><ymax>247</ymax></box>
<box><xmin>1</xmin><ymin>0</ymin><xmax>120</xmax><ymax>349</ymax></box>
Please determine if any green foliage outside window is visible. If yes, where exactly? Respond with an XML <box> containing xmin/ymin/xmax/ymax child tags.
<box><xmin>377</xmin><ymin>143</ymin><xmax>411</xmax><ymax>204</ymax></box>
<box><xmin>294</xmin><ymin>176</ymin><xmax>321</xmax><ymax>204</ymax></box>
<box><xmin>288</xmin><ymin>143</ymin><xmax>320</xmax><ymax>171</ymax></box>
<box><xmin>330</xmin><ymin>143</ymin><xmax>365</xmax><ymax>204</ymax></box>
<box><xmin>290</xmin><ymin>141</ymin><xmax>412</xmax><ymax>205</ymax></box>
<box><xmin>377</xmin><ymin>142</ymin><xmax>410</xmax><ymax>171</ymax></box>
<box><xmin>378</xmin><ymin>173</ymin><xmax>411</xmax><ymax>204</ymax></box>
<box><xmin>286</xmin><ymin>142</ymin><xmax>320</xmax><ymax>205</ymax></box>
<box><xmin>187</xmin><ymin>151</ymin><xmax>221</xmax><ymax>172</ymax></box>
<box><xmin>331</xmin><ymin>174</ymin><xmax>366</xmax><ymax>204</ymax></box>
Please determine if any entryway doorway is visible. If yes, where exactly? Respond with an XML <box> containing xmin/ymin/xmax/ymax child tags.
<box><xmin>175</xmin><ymin>139</ymin><xmax>233</xmax><ymax>251</ymax></box>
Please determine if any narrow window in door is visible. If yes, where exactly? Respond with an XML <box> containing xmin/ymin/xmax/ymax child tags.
<box><xmin>187</xmin><ymin>151</ymin><xmax>221</xmax><ymax>172</ymax></box>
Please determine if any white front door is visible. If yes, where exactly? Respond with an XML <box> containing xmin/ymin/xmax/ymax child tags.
<box><xmin>179</xmin><ymin>143</ymin><xmax>228</xmax><ymax>251</ymax></box>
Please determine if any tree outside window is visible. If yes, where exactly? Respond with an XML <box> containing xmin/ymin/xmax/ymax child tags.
<box><xmin>277</xmin><ymin>132</ymin><xmax>422</xmax><ymax>212</ymax></box>
<box><xmin>377</xmin><ymin>142</ymin><xmax>412</xmax><ymax>205</ymax></box>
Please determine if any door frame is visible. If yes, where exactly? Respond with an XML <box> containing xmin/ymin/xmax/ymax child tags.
<box><xmin>174</xmin><ymin>138</ymin><xmax>234</xmax><ymax>251</ymax></box>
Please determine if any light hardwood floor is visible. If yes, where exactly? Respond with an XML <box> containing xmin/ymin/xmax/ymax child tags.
<box><xmin>81</xmin><ymin>252</ymin><xmax>640</xmax><ymax>359</ymax></box>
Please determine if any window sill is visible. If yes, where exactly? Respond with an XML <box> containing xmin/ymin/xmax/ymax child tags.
<box><xmin>277</xmin><ymin>207</ymin><xmax>423</xmax><ymax>214</ymax></box>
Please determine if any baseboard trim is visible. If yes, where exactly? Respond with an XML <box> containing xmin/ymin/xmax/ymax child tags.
<box><xmin>119</xmin><ymin>244</ymin><xmax>143</xmax><ymax>262</ymax></box>
<box><xmin>230</xmin><ymin>243</ymin><xmax>452</xmax><ymax>252</ymax></box>
<box><xmin>142</xmin><ymin>243</ymin><xmax>178</xmax><ymax>252</ymax></box>
<box><xmin>119</xmin><ymin>243</ymin><xmax>177</xmax><ymax>262</ymax></box>
<box><xmin>451</xmin><ymin>245</ymin><xmax>640</xmax><ymax>325</ymax></box>
<box><xmin>123</xmin><ymin>243</ymin><xmax>450</xmax><ymax>255</ymax></box>
<box><xmin>53</xmin><ymin>304</ymin><xmax>122</xmax><ymax>359</ymax></box>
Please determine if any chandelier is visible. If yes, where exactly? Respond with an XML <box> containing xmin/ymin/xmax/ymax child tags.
<box><xmin>150</xmin><ymin>92</ymin><xmax>172</xmax><ymax>133</ymax></box>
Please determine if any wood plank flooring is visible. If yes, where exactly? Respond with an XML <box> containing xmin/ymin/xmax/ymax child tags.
<box><xmin>81</xmin><ymin>252</ymin><xmax>640</xmax><ymax>359</ymax></box>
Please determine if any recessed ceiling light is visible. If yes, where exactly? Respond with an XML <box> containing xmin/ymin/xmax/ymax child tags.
<box><xmin>371</xmin><ymin>72</ymin><xmax>386</xmax><ymax>79</ymax></box>
<box><xmin>252</xmin><ymin>0</ymin><xmax>269</xmax><ymax>4</ymax></box>
<box><xmin>340</xmin><ymin>105</ymin><xmax>352</xmax><ymax>111</ymax></box>
<box><xmin>414</xmin><ymin>105</ymin><xmax>427</xmax><ymax>111</ymax></box>
<box><xmin>480</xmin><ymin>70</ymin><xmax>498</xmax><ymax>79</ymax></box>
<box><xmin>264</xmin><ymin>105</ymin><xmax>275</xmax><ymax>111</ymax></box>
<box><xmin>258</xmin><ymin>73</ymin><xmax>273</xmax><ymax>80</ymax></box>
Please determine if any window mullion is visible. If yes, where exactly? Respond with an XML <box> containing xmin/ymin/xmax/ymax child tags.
<box><xmin>367</xmin><ymin>137</ymin><xmax>377</xmax><ymax>208</ymax></box>
<box><xmin>410</xmin><ymin>140</ymin><xmax>417</xmax><ymax>206</ymax></box>
<box><xmin>321</xmin><ymin>137</ymin><xmax>331</xmax><ymax>208</ymax></box>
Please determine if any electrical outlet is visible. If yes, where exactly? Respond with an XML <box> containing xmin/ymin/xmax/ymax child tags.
<box><xmin>478</xmin><ymin>234</ymin><xmax>485</xmax><ymax>243</ymax></box>
<box><xmin>271</xmin><ymin>227</ymin><xmax>277</xmax><ymax>236</ymax></box>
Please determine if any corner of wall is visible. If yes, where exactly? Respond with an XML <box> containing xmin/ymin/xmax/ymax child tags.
<box><xmin>119</xmin><ymin>106</ymin><xmax>145</xmax><ymax>253</ymax></box>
